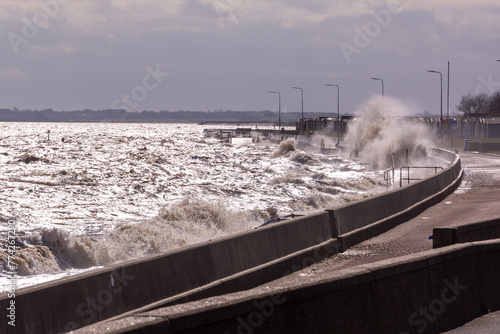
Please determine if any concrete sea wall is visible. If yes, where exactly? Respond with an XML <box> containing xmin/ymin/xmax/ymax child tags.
<box><xmin>464</xmin><ymin>140</ymin><xmax>500</xmax><ymax>153</ymax></box>
<box><xmin>89</xmin><ymin>239</ymin><xmax>500</xmax><ymax>334</ymax></box>
<box><xmin>330</xmin><ymin>147</ymin><xmax>462</xmax><ymax>251</ymax></box>
<box><xmin>0</xmin><ymin>213</ymin><xmax>336</xmax><ymax>333</ymax></box>
<box><xmin>0</xmin><ymin>148</ymin><xmax>462</xmax><ymax>333</ymax></box>
<box><xmin>433</xmin><ymin>218</ymin><xmax>500</xmax><ymax>248</ymax></box>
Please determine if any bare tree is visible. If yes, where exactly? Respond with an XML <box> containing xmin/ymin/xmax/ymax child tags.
<box><xmin>488</xmin><ymin>91</ymin><xmax>500</xmax><ymax>117</ymax></box>
<box><xmin>456</xmin><ymin>93</ymin><xmax>490</xmax><ymax>116</ymax></box>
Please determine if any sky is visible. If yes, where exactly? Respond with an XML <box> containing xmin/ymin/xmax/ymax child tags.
<box><xmin>1</xmin><ymin>0</ymin><xmax>500</xmax><ymax>116</ymax></box>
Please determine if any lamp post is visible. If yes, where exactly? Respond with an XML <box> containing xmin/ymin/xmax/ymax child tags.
<box><xmin>447</xmin><ymin>61</ymin><xmax>450</xmax><ymax>119</ymax></box>
<box><xmin>325</xmin><ymin>84</ymin><xmax>340</xmax><ymax>140</ymax></box>
<box><xmin>292</xmin><ymin>87</ymin><xmax>304</xmax><ymax>134</ymax></box>
<box><xmin>427</xmin><ymin>69</ymin><xmax>443</xmax><ymax>127</ymax></box>
<box><xmin>268</xmin><ymin>91</ymin><xmax>281</xmax><ymax>130</ymax></box>
<box><xmin>370</xmin><ymin>77</ymin><xmax>384</xmax><ymax>98</ymax></box>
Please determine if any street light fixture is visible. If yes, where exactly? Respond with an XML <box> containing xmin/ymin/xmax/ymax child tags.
<box><xmin>292</xmin><ymin>87</ymin><xmax>304</xmax><ymax>134</ymax></box>
<box><xmin>370</xmin><ymin>77</ymin><xmax>384</xmax><ymax>98</ymax></box>
<box><xmin>427</xmin><ymin>70</ymin><xmax>443</xmax><ymax>126</ymax></box>
<box><xmin>268</xmin><ymin>91</ymin><xmax>281</xmax><ymax>130</ymax></box>
<box><xmin>447</xmin><ymin>62</ymin><xmax>450</xmax><ymax>119</ymax></box>
<box><xmin>325</xmin><ymin>84</ymin><xmax>340</xmax><ymax>141</ymax></box>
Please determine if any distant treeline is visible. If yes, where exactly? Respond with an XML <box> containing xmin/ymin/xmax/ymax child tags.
<box><xmin>456</xmin><ymin>91</ymin><xmax>500</xmax><ymax>117</ymax></box>
<box><xmin>0</xmin><ymin>109</ymin><xmax>327</xmax><ymax>123</ymax></box>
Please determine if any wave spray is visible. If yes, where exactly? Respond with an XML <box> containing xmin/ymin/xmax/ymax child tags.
<box><xmin>345</xmin><ymin>96</ymin><xmax>436</xmax><ymax>169</ymax></box>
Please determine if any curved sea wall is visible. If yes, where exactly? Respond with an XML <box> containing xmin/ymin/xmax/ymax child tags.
<box><xmin>0</xmin><ymin>213</ymin><xmax>337</xmax><ymax>333</ymax></box>
<box><xmin>90</xmin><ymin>239</ymin><xmax>500</xmax><ymax>334</ymax></box>
<box><xmin>433</xmin><ymin>217</ymin><xmax>500</xmax><ymax>248</ymax></box>
<box><xmin>0</xmin><ymin>148</ymin><xmax>462</xmax><ymax>333</ymax></box>
<box><xmin>330</xmin><ymin>147</ymin><xmax>462</xmax><ymax>251</ymax></box>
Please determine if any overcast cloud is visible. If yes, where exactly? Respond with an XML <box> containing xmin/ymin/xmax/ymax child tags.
<box><xmin>1</xmin><ymin>0</ymin><xmax>499</xmax><ymax>116</ymax></box>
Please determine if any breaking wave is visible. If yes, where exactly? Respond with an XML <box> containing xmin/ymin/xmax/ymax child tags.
<box><xmin>0</xmin><ymin>123</ymin><xmax>388</xmax><ymax>289</ymax></box>
<box><xmin>345</xmin><ymin>97</ymin><xmax>435</xmax><ymax>169</ymax></box>
<box><xmin>271</xmin><ymin>138</ymin><xmax>296</xmax><ymax>158</ymax></box>
<box><xmin>1</xmin><ymin>198</ymin><xmax>261</xmax><ymax>276</ymax></box>
<box><xmin>271</xmin><ymin>138</ymin><xmax>317</xmax><ymax>165</ymax></box>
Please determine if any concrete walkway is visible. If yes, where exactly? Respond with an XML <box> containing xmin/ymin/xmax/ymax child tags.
<box><xmin>442</xmin><ymin>310</ymin><xmax>500</xmax><ymax>333</ymax></box>
<box><xmin>73</xmin><ymin>151</ymin><xmax>500</xmax><ymax>333</ymax></box>
<box><xmin>268</xmin><ymin>151</ymin><xmax>500</xmax><ymax>279</ymax></box>
<box><xmin>263</xmin><ymin>151</ymin><xmax>500</xmax><ymax>331</ymax></box>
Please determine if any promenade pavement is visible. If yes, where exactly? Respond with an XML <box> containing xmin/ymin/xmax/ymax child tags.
<box><xmin>263</xmin><ymin>151</ymin><xmax>500</xmax><ymax>332</ymax></box>
<box><xmin>442</xmin><ymin>310</ymin><xmax>500</xmax><ymax>333</ymax></box>
<box><xmin>72</xmin><ymin>151</ymin><xmax>500</xmax><ymax>333</ymax></box>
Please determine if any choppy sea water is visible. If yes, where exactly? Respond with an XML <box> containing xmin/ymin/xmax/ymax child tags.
<box><xmin>0</xmin><ymin>122</ymin><xmax>387</xmax><ymax>291</ymax></box>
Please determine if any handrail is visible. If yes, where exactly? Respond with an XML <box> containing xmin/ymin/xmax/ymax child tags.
<box><xmin>383</xmin><ymin>152</ymin><xmax>396</xmax><ymax>189</ymax></box>
<box><xmin>399</xmin><ymin>166</ymin><xmax>444</xmax><ymax>187</ymax></box>
<box><xmin>383</xmin><ymin>168</ymin><xmax>394</xmax><ymax>189</ymax></box>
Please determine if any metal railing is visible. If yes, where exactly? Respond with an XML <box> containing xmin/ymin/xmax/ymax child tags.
<box><xmin>384</xmin><ymin>168</ymin><xmax>395</xmax><ymax>189</ymax></box>
<box><xmin>399</xmin><ymin>166</ymin><xmax>444</xmax><ymax>187</ymax></box>
<box><xmin>383</xmin><ymin>152</ymin><xmax>396</xmax><ymax>189</ymax></box>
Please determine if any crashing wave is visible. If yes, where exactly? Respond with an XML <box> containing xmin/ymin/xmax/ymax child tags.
<box><xmin>1</xmin><ymin>198</ymin><xmax>262</xmax><ymax>276</ymax></box>
<box><xmin>345</xmin><ymin>96</ymin><xmax>435</xmax><ymax>169</ymax></box>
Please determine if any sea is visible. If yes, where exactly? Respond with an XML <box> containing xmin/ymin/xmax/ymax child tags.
<box><xmin>0</xmin><ymin>97</ymin><xmax>442</xmax><ymax>292</ymax></box>
<box><xmin>0</xmin><ymin>121</ymin><xmax>390</xmax><ymax>291</ymax></box>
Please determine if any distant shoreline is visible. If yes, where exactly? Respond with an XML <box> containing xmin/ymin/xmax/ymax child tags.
<box><xmin>0</xmin><ymin>109</ymin><xmax>324</xmax><ymax>124</ymax></box>
<box><xmin>0</xmin><ymin>120</ymin><xmax>297</xmax><ymax>126</ymax></box>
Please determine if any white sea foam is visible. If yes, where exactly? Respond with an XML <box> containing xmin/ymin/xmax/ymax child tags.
<box><xmin>0</xmin><ymin>122</ymin><xmax>385</xmax><ymax>290</ymax></box>
<box><xmin>271</xmin><ymin>138</ymin><xmax>296</xmax><ymax>158</ymax></box>
<box><xmin>345</xmin><ymin>96</ymin><xmax>436</xmax><ymax>169</ymax></box>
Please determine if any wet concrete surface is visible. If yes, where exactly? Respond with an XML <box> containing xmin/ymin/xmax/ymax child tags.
<box><xmin>266</xmin><ymin>152</ymin><xmax>500</xmax><ymax>284</ymax></box>
<box><xmin>70</xmin><ymin>151</ymin><xmax>500</xmax><ymax>334</ymax></box>
<box><xmin>262</xmin><ymin>151</ymin><xmax>500</xmax><ymax>331</ymax></box>
<box><xmin>441</xmin><ymin>310</ymin><xmax>500</xmax><ymax>333</ymax></box>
